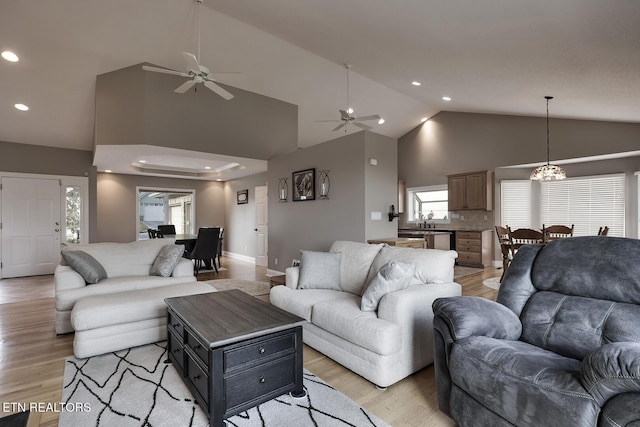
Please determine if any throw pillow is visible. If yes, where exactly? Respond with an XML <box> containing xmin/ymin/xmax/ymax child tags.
<box><xmin>150</xmin><ymin>244</ymin><xmax>185</xmax><ymax>277</ymax></box>
<box><xmin>297</xmin><ymin>250</ymin><xmax>341</xmax><ymax>290</ymax></box>
<box><xmin>61</xmin><ymin>250</ymin><xmax>107</xmax><ymax>284</ymax></box>
<box><xmin>361</xmin><ymin>261</ymin><xmax>415</xmax><ymax>311</ymax></box>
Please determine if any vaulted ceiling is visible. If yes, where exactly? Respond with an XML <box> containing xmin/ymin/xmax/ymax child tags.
<box><xmin>2</xmin><ymin>0</ymin><xmax>639</xmax><ymax>171</ymax></box>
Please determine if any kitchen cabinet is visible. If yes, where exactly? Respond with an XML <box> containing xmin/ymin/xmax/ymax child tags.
<box><xmin>447</xmin><ymin>171</ymin><xmax>493</xmax><ymax>211</ymax></box>
<box><xmin>455</xmin><ymin>230</ymin><xmax>493</xmax><ymax>267</ymax></box>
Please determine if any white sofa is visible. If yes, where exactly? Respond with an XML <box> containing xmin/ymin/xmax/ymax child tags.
<box><xmin>54</xmin><ymin>239</ymin><xmax>197</xmax><ymax>334</ymax></box>
<box><xmin>270</xmin><ymin>240</ymin><xmax>461</xmax><ymax>388</ymax></box>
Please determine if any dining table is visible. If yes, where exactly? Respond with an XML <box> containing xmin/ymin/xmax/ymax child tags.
<box><xmin>163</xmin><ymin>233</ymin><xmax>222</xmax><ymax>269</ymax></box>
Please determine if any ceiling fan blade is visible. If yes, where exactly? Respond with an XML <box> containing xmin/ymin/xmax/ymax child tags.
<box><xmin>142</xmin><ymin>65</ymin><xmax>189</xmax><ymax>77</ymax></box>
<box><xmin>355</xmin><ymin>114</ymin><xmax>381</xmax><ymax>121</ymax></box>
<box><xmin>353</xmin><ymin>122</ymin><xmax>372</xmax><ymax>130</ymax></box>
<box><xmin>203</xmin><ymin>81</ymin><xmax>234</xmax><ymax>100</ymax></box>
<box><xmin>332</xmin><ymin>123</ymin><xmax>346</xmax><ymax>132</ymax></box>
<box><xmin>174</xmin><ymin>80</ymin><xmax>196</xmax><ymax>93</ymax></box>
<box><xmin>182</xmin><ymin>52</ymin><xmax>201</xmax><ymax>73</ymax></box>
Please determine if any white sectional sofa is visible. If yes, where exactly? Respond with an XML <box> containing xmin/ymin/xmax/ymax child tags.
<box><xmin>270</xmin><ymin>240</ymin><xmax>461</xmax><ymax>388</ymax></box>
<box><xmin>54</xmin><ymin>238</ymin><xmax>197</xmax><ymax>335</ymax></box>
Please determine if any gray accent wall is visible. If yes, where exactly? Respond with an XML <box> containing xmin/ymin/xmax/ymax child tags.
<box><xmin>224</xmin><ymin>172</ymin><xmax>268</xmax><ymax>259</ymax></box>
<box><xmin>96</xmin><ymin>173</ymin><xmax>225</xmax><ymax>243</ymax></box>
<box><xmin>95</xmin><ymin>64</ymin><xmax>299</xmax><ymax>160</ymax></box>
<box><xmin>267</xmin><ymin>131</ymin><xmax>397</xmax><ymax>270</ymax></box>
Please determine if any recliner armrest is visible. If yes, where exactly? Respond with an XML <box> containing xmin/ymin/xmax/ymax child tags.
<box><xmin>581</xmin><ymin>342</ymin><xmax>640</xmax><ymax>406</ymax></box>
<box><xmin>432</xmin><ymin>296</ymin><xmax>522</xmax><ymax>342</ymax></box>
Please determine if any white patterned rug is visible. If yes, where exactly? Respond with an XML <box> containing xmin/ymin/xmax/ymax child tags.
<box><xmin>60</xmin><ymin>342</ymin><xmax>388</xmax><ymax>427</ymax></box>
<box><xmin>482</xmin><ymin>276</ymin><xmax>502</xmax><ymax>290</ymax></box>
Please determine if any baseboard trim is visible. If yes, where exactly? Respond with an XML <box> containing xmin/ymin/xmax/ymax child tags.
<box><xmin>492</xmin><ymin>260</ymin><xmax>503</xmax><ymax>269</ymax></box>
<box><xmin>267</xmin><ymin>269</ymin><xmax>285</xmax><ymax>277</ymax></box>
<box><xmin>223</xmin><ymin>251</ymin><xmax>255</xmax><ymax>264</ymax></box>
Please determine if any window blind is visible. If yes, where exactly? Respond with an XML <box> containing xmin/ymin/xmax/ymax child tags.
<box><xmin>500</xmin><ymin>180</ymin><xmax>532</xmax><ymax>229</ymax></box>
<box><xmin>540</xmin><ymin>174</ymin><xmax>625</xmax><ymax>237</ymax></box>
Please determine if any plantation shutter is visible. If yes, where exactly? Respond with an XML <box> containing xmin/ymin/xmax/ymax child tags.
<box><xmin>540</xmin><ymin>174</ymin><xmax>625</xmax><ymax>237</ymax></box>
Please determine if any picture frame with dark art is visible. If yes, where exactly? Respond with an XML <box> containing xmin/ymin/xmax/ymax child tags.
<box><xmin>237</xmin><ymin>189</ymin><xmax>249</xmax><ymax>204</ymax></box>
<box><xmin>292</xmin><ymin>168</ymin><xmax>315</xmax><ymax>201</ymax></box>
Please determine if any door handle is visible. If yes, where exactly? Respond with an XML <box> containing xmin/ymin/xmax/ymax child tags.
<box><xmin>55</xmin><ymin>228</ymin><xmax>60</xmax><ymax>232</ymax></box>
<box><xmin>254</xmin><ymin>228</ymin><xmax>258</xmax><ymax>231</ymax></box>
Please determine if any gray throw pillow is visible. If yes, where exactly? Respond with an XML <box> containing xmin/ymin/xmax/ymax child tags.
<box><xmin>61</xmin><ymin>250</ymin><xmax>107</xmax><ymax>284</ymax></box>
<box><xmin>361</xmin><ymin>261</ymin><xmax>415</xmax><ymax>311</ymax></box>
<box><xmin>298</xmin><ymin>250</ymin><xmax>341</xmax><ymax>290</ymax></box>
<box><xmin>150</xmin><ymin>244</ymin><xmax>185</xmax><ymax>277</ymax></box>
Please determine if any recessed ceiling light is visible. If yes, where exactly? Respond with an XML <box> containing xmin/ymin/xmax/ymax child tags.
<box><xmin>347</xmin><ymin>108</ymin><xmax>354</xmax><ymax>115</ymax></box>
<box><xmin>411</xmin><ymin>81</ymin><xmax>421</xmax><ymax>86</ymax></box>
<box><xmin>138</xmin><ymin>160</ymin><xmax>147</xmax><ymax>163</ymax></box>
<box><xmin>204</xmin><ymin>166</ymin><xmax>211</xmax><ymax>170</ymax></box>
<box><xmin>104</xmin><ymin>169</ymin><xmax>112</xmax><ymax>173</ymax></box>
<box><xmin>14</xmin><ymin>103</ymin><xmax>29</xmax><ymax>111</ymax></box>
<box><xmin>216</xmin><ymin>179</ymin><xmax>222</xmax><ymax>182</ymax></box>
<box><xmin>378</xmin><ymin>118</ymin><xmax>385</xmax><ymax>125</ymax></box>
<box><xmin>442</xmin><ymin>96</ymin><xmax>452</xmax><ymax>101</ymax></box>
<box><xmin>420</xmin><ymin>117</ymin><xmax>428</xmax><ymax>122</ymax></box>
<box><xmin>2</xmin><ymin>51</ymin><xmax>19</xmax><ymax>62</ymax></box>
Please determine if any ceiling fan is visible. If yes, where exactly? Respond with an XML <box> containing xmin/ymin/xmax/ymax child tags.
<box><xmin>317</xmin><ymin>64</ymin><xmax>382</xmax><ymax>132</ymax></box>
<box><xmin>142</xmin><ymin>0</ymin><xmax>237</xmax><ymax>100</ymax></box>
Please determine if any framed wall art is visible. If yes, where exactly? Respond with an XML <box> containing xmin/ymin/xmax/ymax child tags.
<box><xmin>236</xmin><ymin>189</ymin><xmax>249</xmax><ymax>204</ymax></box>
<box><xmin>292</xmin><ymin>168</ymin><xmax>315</xmax><ymax>201</ymax></box>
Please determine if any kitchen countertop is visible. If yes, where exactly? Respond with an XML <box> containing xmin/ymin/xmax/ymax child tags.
<box><xmin>398</xmin><ymin>227</ymin><xmax>491</xmax><ymax>233</ymax></box>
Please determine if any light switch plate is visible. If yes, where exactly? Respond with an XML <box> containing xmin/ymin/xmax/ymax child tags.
<box><xmin>371</xmin><ymin>211</ymin><xmax>382</xmax><ymax>220</ymax></box>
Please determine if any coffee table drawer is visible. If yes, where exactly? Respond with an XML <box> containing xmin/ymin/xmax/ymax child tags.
<box><xmin>186</xmin><ymin>353</ymin><xmax>209</xmax><ymax>406</ymax></box>
<box><xmin>224</xmin><ymin>332</ymin><xmax>295</xmax><ymax>372</ymax></box>
<box><xmin>167</xmin><ymin>311</ymin><xmax>184</xmax><ymax>342</ymax></box>
<box><xmin>186</xmin><ymin>330</ymin><xmax>209</xmax><ymax>368</ymax></box>
<box><xmin>168</xmin><ymin>330</ymin><xmax>185</xmax><ymax>372</ymax></box>
<box><xmin>224</xmin><ymin>355</ymin><xmax>295</xmax><ymax>410</ymax></box>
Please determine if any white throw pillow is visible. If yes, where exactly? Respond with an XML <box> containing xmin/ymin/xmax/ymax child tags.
<box><xmin>361</xmin><ymin>261</ymin><xmax>415</xmax><ymax>311</ymax></box>
<box><xmin>298</xmin><ymin>250</ymin><xmax>341</xmax><ymax>290</ymax></box>
<box><xmin>150</xmin><ymin>244</ymin><xmax>185</xmax><ymax>277</ymax></box>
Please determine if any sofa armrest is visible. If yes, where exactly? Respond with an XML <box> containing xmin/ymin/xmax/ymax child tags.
<box><xmin>432</xmin><ymin>296</ymin><xmax>522</xmax><ymax>342</ymax></box>
<box><xmin>171</xmin><ymin>258</ymin><xmax>195</xmax><ymax>278</ymax></box>
<box><xmin>581</xmin><ymin>342</ymin><xmax>640</xmax><ymax>406</ymax></box>
<box><xmin>54</xmin><ymin>265</ymin><xmax>86</xmax><ymax>292</ymax></box>
<box><xmin>285</xmin><ymin>267</ymin><xmax>299</xmax><ymax>289</ymax></box>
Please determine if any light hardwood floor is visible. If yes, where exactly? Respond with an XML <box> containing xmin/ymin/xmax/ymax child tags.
<box><xmin>0</xmin><ymin>257</ymin><xmax>500</xmax><ymax>426</ymax></box>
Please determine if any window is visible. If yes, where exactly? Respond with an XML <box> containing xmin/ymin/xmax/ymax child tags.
<box><xmin>137</xmin><ymin>188</ymin><xmax>195</xmax><ymax>239</ymax></box>
<box><xmin>407</xmin><ymin>185</ymin><xmax>450</xmax><ymax>223</ymax></box>
<box><xmin>540</xmin><ymin>174</ymin><xmax>625</xmax><ymax>237</ymax></box>
<box><xmin>61</xmin><ymin>176</ymin><xmax>89</xmax><ymax>244</ymax></box>
<box><xmin>500</xmin><ymin>180</ymin><xmax>532</xmax><ymax>229</ymax></box>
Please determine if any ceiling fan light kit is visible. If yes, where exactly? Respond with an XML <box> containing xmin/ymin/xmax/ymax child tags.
<box><xmin>142</xmin><ymin>0</ymin><xmax>236</xmax><ymax>100</ymax></box>
<box><xmin>317</xmin><ymin>64</ymin><xmax>383</xmax><ymax>132</ymax></box>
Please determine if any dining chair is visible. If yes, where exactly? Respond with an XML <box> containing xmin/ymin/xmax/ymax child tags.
<box><xmin>542</xmin><ymin>224</ymin><xmax>574</xmax><ymax>242</ymax></box>
<box><xmin>508</xmin><ymin>227</ymin><xmax>545</xmax><ymax>255</ymax></box>
<box><xmin>185</xmin><ymin>227</ymin><xmax>221</xmax><ymax>275</ymax></box>
<box><xmin>157</xmin><ymin>224</ymin><xmax>176</xmax><ymax>236</ymax></box>
<box><xmin>147</xmin><ymin>229</ymin><xmax>159</xmax><ymax>239</ymax></box>
<box><xmin>217</xmin><ymin>227</ymin><xmax>224</xmax><ymax>269</ymax></box>
<box><xmin>598</xmin><ymin>226</ymin><xmax>610</xmax><ymax>236</ymax></box>
<box><xmin>495</xmin><ymin>225</ymin><xmax>512</xmax><ymax>282</ymax></box>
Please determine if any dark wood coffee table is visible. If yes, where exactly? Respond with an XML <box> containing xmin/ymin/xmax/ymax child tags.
<box><xmin>165</xmin><ymin>289</ymin><xmax>305</xmax><ymax>427</ymax></box>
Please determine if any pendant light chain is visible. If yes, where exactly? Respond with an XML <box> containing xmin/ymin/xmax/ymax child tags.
<box><xmin>546</xmin><ymin>96</ymin><xmax>550</xmax><ymax>166</ymax></box>
<box><xmin>196</xmin><ymin>0</ymin><xmax>202</xmax><ymax>61</ymax></box>
<box><xmin>346</xmin><ymin>64</ymin><xmax>350</xmax><ymax>114</ymax></box>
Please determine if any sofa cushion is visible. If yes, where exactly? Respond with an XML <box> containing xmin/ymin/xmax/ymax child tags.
<box><xmin>329</xmin><ymin>241</ymin><xmax>384</xmax><ymax>295</ymax></box>
<box><xmin>449</xmin><ymin>335</ymin><xmax>599</xmax><ymax>426</ymax></box>
<box><xmin>361</xmin><ymin>261</ymin><xmax>415</xmax><ymax>311</ymax></box>
<box><xmin>150</xmin><ymin>244</ymin><xmax>185</xmax><ymax>277</ymax></box>
<box><xmin>61</xmin><ymin>250</ymin><xmax>107</xmax><ymax>284</ymax></box>
<box><xmin>312</xmin><ymin>297</ymin><xmax>402</xmax><ymax>355</ymax></box>
<box><xmin>269</xmin><ymin>286</ymin><xmax>353</xmax><ymax>321</ymax></box>
<box><xmin>298</xmin><ymin>250</ymin><xmax>341</xmax><ymax>290</ymax></box>
<box><xmin>367</xmin><ymin>246</ymin><xmax>457</xmax><ymax>285</ymax></box>
<box><xmin>62</xmin><ymin>239</ymin><xmax>174</xmax><ymax>278</ymax></box>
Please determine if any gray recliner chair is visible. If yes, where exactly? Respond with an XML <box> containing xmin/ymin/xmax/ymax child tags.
<box><xmin>432</xmin><ymin>236</ymin><xmax>640</xmax><ymax>427</ymax></box>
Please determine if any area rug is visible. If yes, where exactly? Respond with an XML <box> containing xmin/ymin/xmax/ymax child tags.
<box><xmin>482</xmin><ymin>276</ymin><xmax>502</xmax><ymax>290</ymax></box>
<box><xmin>204</xmin><ymin>279</ymin><xmax>271</xmax><ymax>297</ymax></box>
<box><xmin>60</xmin><ymin>342</ymin><xmax>388</xmax><ymax>427</ymax></box>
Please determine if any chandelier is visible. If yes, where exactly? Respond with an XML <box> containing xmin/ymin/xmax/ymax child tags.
<box><xmin>530</xmin><ymin>96</ymin><xmax>566</xmax><ymax>181</ymax></box>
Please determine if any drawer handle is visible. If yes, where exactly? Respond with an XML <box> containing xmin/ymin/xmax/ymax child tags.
<box><xmin>173</xmin><ymin>348</ymin><xmax>181</xmax><ymax>354</ymax></box>
<box><xmin>173</xmin><ymin>323</ymin><xmax>181</xmax><ymax>328</ymax></box>
<box><xmin>193</xmin><ymin>375</ymin><xmax>201</xmax><ymax>381</ymax></box>
<box><xmin>259</xmin><ymin>347</ymin><xmax>265</xmax><ymax>354</ymax></box>
<box><xmin>193</xmin><ymin>343</ymin><xmax>201</xmax><ymax>350</ymax></box>
<box><xmin>259</xmin><ymin>376</ymin><xmax>266</xmax><ymax>383</ymax></box>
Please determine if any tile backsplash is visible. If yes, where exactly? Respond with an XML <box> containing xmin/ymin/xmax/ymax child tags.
<box><xmin>401</xmin><ymin>210</ymin><xmax>495</xmax><ymax>230</ymax></box>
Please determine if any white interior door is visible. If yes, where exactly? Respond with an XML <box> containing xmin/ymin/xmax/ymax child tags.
<box><xmin>255</xmin><ymin>186</ymin><xmax>268</xmax><ymax>266</ymax></box>
<box><xmin>1</xmin><ymin>177</ymin><xmax>61</xmax><ymax>278</ymax></box>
